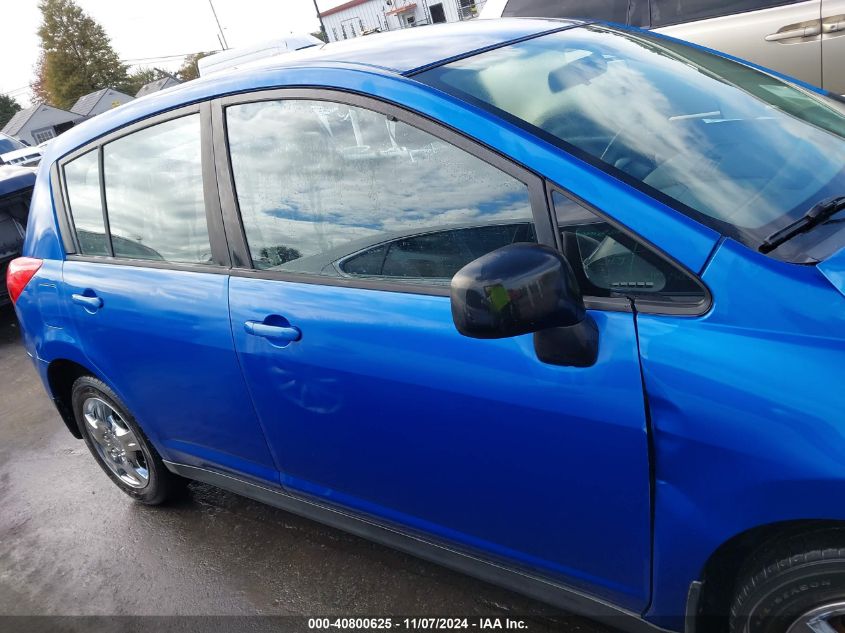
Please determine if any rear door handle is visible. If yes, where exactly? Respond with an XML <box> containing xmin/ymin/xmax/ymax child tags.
<box><xmin>822</xmin><ymin>15</ymin><xmax>845</xmax><ymax>34</ymax></box>
<box><xmin>71</xmin><ymin>293</ymin><xmax>103</xmax><ymax>311</ymax></box>
<box><xmin>244</xmin><ymin>320</ymin><xmax>302</xmax><ymax>342</ymax></box>
<box><xmin>765</xmin><ymin>24</ymin><xmax>821</xmax><ymax>41</ymax></box>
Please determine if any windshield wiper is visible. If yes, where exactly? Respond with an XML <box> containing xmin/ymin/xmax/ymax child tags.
<box><xmin>759</xmin><ymin>196</ymin><xmax>845</xmax><ymax>254</ymax></box>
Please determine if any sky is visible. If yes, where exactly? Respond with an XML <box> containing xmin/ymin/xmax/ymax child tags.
<box><xmin>0</xmin><ymin>0</ymin><xmax>339</xmax><ymax>107</ymax></box>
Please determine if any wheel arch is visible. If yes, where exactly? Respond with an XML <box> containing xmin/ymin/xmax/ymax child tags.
<box><xmin>694</xmin><ymin>519</ymin><xmax>845</xmax><ymax>633</ymax></box>
<box><xmin>46</xmin><ymin>357</ymin><xmax>101</xmax><ymax>439</ymax></box>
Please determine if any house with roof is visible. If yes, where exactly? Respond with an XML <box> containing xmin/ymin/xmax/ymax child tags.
<box><xmin>320</xmin><ymin>0</ymin><xmax>472</xmax><ymax>43</ymax></box>
<box><xmin>135</xmin><ymin>76</ymin><xmax>181</xmax><ymax>99</ymax></box>
<box><xmin>1</xmin><ymin>103</ymin><xmax>81</xmax><ymax>146</ymax></box>
<box><xmin>71</xmin><ymin>88</ymin><xmax>134</xmax><ymax>118</ymax></box>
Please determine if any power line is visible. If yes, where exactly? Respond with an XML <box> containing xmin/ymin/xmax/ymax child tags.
<box><xmin>121</xmin><ymin>50</ymin><xmax>221</xmax><ymax>64</ymax></box>
<box><xmin>0</xmin><ymin>86</ymin><xmax>31</xmax><ymax>98</ymax></box>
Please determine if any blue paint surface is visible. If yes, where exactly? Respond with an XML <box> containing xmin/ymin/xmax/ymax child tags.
<box><xmin>13</xmin><ymin>18</ymin><xmax>845</xmax><ymax>630</ymax></box>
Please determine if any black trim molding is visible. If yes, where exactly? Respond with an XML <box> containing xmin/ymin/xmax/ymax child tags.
<box><xmin>164</xmin><ymin>460</ymin><xmax>676</xmax><ymax>633</ymax></box>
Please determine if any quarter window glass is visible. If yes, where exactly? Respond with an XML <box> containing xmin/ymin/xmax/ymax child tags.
<box><xmin>503</xmin><ymin>0</ymin><xmax>629</xmax><ymax>22</ymax></box>
<box><xmin>103</xmin><ymin>114</ymin><xmax>212</xmax><ymax>264</ymax></box>
<box><xmin>226</xmin><ymin>99</ymin><xmax>535</xmax><ymax>283</ymax></box>
<box><xmin>650</xmin><ymin>0</ymin><xmax>794</xmax><ymax>27</ymax></box>
<box><xmin>64</xmin><ymin>149</ymin><xmax>108</xmax><ymax>256</ymax></box>
<box><xmin>554</xmin><ymin>191</ymin><xmax>704</xmax><ymax>304</ymax></box>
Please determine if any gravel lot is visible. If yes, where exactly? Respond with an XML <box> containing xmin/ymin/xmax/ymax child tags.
<box><xmin>0</xmin><ymin>304</ymin><xmax>613</xmax><ymax>633</ymax></box>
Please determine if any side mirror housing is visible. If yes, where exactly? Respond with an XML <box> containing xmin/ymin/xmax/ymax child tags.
<box><xmin>450</xmin><ymin>243</ymin><xmax>585</xmax><ymax>339</ymax></box>
<box><xmin>450</xmin><ymin>243</ymin><xmax>599</xmax><ymax>367</ymax></box>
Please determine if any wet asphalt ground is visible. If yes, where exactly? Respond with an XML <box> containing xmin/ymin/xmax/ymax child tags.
<box><xmin>0</xmin><ymin>304</ymin><xmax>613</xmax><ymax>633</ymax></box>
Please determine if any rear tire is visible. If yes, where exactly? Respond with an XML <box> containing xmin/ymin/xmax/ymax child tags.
<box><xmin>729</xmin><ymin>529</ymin><xmax>845</xmax><ymax>633</ymax></box>
<box><xmin>71</xmin><ymin>376</ymin><xmax>183</xmax><ymax>505</ymax></box>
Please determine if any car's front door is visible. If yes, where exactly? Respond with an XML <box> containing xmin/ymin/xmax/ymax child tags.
<box><xmin>221</xmin><ymin>92</ymin><xmax>652</xmax><ymax>609</ymax></box>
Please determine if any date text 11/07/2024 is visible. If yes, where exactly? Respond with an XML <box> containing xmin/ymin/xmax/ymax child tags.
<box><xmin>307</xmin><ymin>618</ymin><xmax>529</xmax><ymax>629</ymax></box>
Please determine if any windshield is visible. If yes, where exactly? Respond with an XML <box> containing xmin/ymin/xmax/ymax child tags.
<box><xmin>418</xmin><ymin>25</ymin><xmax>845</xmax><ymax>262</ymax></box>
<box><xmin>0</xmin><ymin>136</ymin><xmax>25</xmax><ymax>155</ymax></box>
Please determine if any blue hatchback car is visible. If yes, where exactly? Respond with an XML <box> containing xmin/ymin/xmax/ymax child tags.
<box><xmin>8</xmin><ymin>18</ymin><xmax>845</xmax><ymax>633</ymax></box>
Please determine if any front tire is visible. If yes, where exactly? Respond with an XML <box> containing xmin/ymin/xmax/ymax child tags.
<box><xmin>71</xmin><ymin>376</ymin><xmax>182</xmax><ymax>505</ymax></box>
<box><xmin>730</xmin><ymin>529</ymin><xmax>845</xmax><ymax>633</ymax></box>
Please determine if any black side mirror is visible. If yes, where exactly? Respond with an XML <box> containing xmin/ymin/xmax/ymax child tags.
<box><xmin>450</xmin><ymin>243</ymin><xmax>599</xmax><ymax>367</ymax></box>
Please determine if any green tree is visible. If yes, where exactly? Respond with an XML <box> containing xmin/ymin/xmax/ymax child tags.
<box><xmin>176</xmin><ymin>52</ymin><xmax>212</xmax><ymax>82</ymax></box>
<box><xmin>33</xmin><ymin>0</ymin><xmax>129</xmax><ymax>109</ymax></box>
<box><xmin>0</xmin><ymin>94</ymin><xmax>22</xmax><ymax>129</ymax></box>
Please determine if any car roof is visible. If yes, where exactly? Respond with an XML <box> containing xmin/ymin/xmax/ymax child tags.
<box><xmin>0</xmin><ymin>166</ymin><xmax>36</xmax><ymax>197</ymax></box>
<box><xmin>43</xmin><ymin>18</ymin><xmax>582</xmax><ymax>164</ymax></box>
<box><xmin>243</xmin><ymin>18</ymin><xmax>580</xmax><ymax>74</ymax></box>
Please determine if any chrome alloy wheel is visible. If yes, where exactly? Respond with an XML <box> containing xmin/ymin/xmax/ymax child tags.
<box><xmin>786</xmin><ymin>601</ymin><xmax>845</xmax><ymax>633</ymax></box>
<box><xmin>82</xmin><ymin>397</ymin><xmax>149</xmax><ymax>489</ymax></box>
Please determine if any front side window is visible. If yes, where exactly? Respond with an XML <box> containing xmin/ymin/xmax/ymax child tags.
<box><xmin>554</xmin><ymin>191</ymin><xmax>705</xmax><ymax>306</ymax></box>
<box><xmin>64</xmin><ymin>149</ymin><xmax>108</xmax><ymax>256</ymax></box>
<box><xmin>503</xmin><ymin>0</ymin><xmax>629</xmax><ymax>22</ymax></box>
<box><xmin>418</xmin><ymin>25</ymin><xmax>845</xmax><ymax>262</ymax></box>
<box><xmin>226</xmin><ymin>99</ymin><xmax>535</xmax><ymax>284</ymax></box>
<box><xmin>103</xmin><ymin>114</ymin><xmax>212</xmax><ymax>264</ymax></box>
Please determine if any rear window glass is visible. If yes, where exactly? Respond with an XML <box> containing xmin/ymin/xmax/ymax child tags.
<box><xmin>103</xmin><ymin>114</ymin><xmax>212</xmax><ymax>264</ymax></box>
<box><xmin>503</xmin><ymin>0</ymin><xmax>629</xmax><ymax>22</ymax></box>
<box><xmin>64</xmin><ymin>150</ymin><xmax>108</xmax><ymax>256</ymax></box>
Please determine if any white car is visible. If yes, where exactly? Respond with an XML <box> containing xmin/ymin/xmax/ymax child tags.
<box><xmin>197</xmin><ymin>35</ymin><xmax>323</xmax><ymax>76</ymax></box>
<box><xmin>0</xmin><ymin>133</ymin><xmax>42</xmax><ymax>167</ymax></box>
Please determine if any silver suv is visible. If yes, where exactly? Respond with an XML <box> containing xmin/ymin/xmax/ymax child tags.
<box><xmin>480</xmin><ymin>0</ymin><xmax>845</xmax><ymax>94</ymax></box>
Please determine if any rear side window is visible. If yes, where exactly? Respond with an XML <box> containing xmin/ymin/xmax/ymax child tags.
<box><xmin>103</xmin><ymin>114</ymin><xmax>211</xmax><ymax>264</ymax></box>
<box><xmin>226</xmin><ymin>99</ymin><xmax>535</xmax><ymax>284</ymax></box>
<box><xmin>650</xmin><ymin>0</ymin><xmax>796</xmax><ymax>27</ymax></box>
<box><xmin>64</xmin><ymin>149</ymin><xmax>108</xmax><ymax>256</ymax></box>
<box><xmin>503</xmin><ymin>0</ymin><xmax>629</xmax><ymax>23</ymax></box>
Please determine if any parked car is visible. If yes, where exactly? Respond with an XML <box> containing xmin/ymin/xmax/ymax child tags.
<box><xmin>0</xmin><ymin>166</ymin><xmax>35</xmax><ymax>305</ymax></box>
<box><xmin>0</xmin><ymin>133</ymin><xmax>42</xmax><ymax>167</ymax></box>
<box><xmin>8</xmin><ymin>19</ymin><xmax>845</xmax><ymax>633</ymax></box>
<box><xmin>196</xmin><ymin>35</ymin><xmax>323</xmax><ymax>76</ymax></box>
<box><xmin>481</xmin><ymin>0</ymin><xmax>845</xmax><ymax>95</ymax></box>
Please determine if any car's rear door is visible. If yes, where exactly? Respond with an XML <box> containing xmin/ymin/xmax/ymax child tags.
<box><xmin>219</xmin><ymin>90</ymin><xmax>653</xmax><ymax>609</ymax></box>
<box><xmin>653</xmin><ymin>0</ymin><xmax>823</xmax><ymax>88</ymax></box>
<box><xmin>58</xmin><ymin>105</ymin><xmax>277</xmax><ymax>484</ymax></box>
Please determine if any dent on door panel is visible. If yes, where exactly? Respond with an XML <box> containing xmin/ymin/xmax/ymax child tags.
<box><xmin>229</xmin><ymin>276</ymin><xmax>653</xmax><ymax>611</ymax></box>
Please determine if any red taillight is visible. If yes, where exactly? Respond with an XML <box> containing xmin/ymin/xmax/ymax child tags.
<box><xmin>6</xmin><ymin>257</ymin><xmax>43</xmax><ymax>305</ymax></box>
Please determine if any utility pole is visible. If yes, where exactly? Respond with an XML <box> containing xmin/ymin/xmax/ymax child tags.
<box><xmin>312</xmin><ymin>0</ymin><xmax>328</xmax><ymax>42</ymax></box>
<box><xmin>208</xmin><ymin>0</ymin><xmax>229</xmax><ymax>50</ymax></box>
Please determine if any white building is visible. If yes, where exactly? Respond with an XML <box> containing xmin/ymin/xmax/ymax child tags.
<box><xmin>320</xmin><ymin>0</ymin><xmax>485</xmax><ymax>43</ymax></box>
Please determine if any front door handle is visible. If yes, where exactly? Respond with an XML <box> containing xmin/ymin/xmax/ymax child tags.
<box><xmin>765</xmin><ymin>24</ymin><xmax>821</xmax><ymax>41</ymax></box>
<box><xmin>244</xmin><ymin>320</ymin><xmax>302</xmax><ymax>342</ymax></box>
<box><xmin>71</xmin><ymin>293</ymin><xmax>103</xmax><ymax>311</ymax></box>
